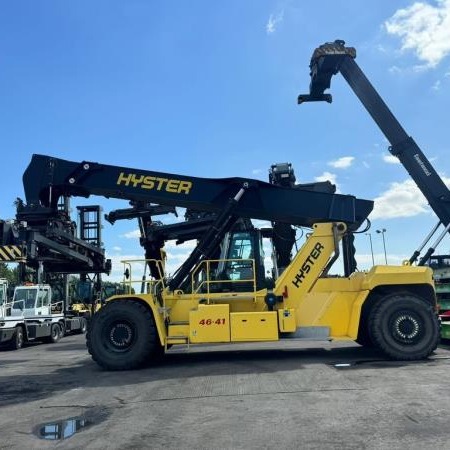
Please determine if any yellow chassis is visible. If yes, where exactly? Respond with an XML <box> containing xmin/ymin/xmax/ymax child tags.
<box><xmin>107</xmin><ymin>223</ymin><xmax>435</xmax><ymax>348</ymax></box>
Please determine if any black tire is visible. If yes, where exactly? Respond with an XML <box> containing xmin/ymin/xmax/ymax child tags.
<box><xmin>355</xmin><ymin>329</ymin><xmax>373</xmax><ymax>348</ymax></box>
<box><xmin>80</xmin><ymin>317</ymin><xmax>87</xmax><ymax>334</ymax></box>
<box><xmin>10</xmin><ymin>326</ymin><xmax>24</xmax><ymax>350</ymax></box>
<box><xmin>45</xmin><ymin>323</ymin><xmax>61</xmax><ymax>344</ymax></box>
<box><xmin>86</xmin><ymin>300</ymin><xmax>161</xmax><ymax>371</ymax></box>
<box><xmin>58</xmin><ymin>322</ymin><xmax>66</xmax><ymax>338</ymax></box>
<box><xmin>356</xmin><ymin>304</ymin><xmax>374</xmax><ymax>348</ymax></box>
<box><xmin>74</xmin><ymin>317</ymin><xmax>87</xmax><ymax>335</ymax></box>
<box><xmin>369</xmin><ymin>294</ymin><xmax>440</xmax><ymax>360</ymax></box>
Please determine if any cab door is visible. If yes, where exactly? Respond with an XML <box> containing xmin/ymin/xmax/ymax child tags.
<box><xmin>35</xmin><ymin>286</ymin><xmax>51</xmax><ymax>316</ymax></box>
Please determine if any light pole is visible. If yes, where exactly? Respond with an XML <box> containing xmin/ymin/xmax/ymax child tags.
<box><xmin>376</xmin><ymin>228</ymin><xmax>388</xmax><ymax>264</ymax></box>
<box><xmin>365</xmin><ymin>232</ymin><xmax>375</xmax><ymax>266</ymax></box>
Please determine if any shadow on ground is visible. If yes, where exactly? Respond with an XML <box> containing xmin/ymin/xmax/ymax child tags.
<box><xmin>1</xmin><ymin>337</ymin><xmax>449</xmax><ymax>408</ymax></box>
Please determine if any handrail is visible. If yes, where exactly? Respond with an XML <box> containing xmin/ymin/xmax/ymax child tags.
<box><xmin>117</xmin><ymin>257</ymin><xmax>257</xmax><ymax>306</ymax></box>
<box><xmin>191</xmin><ymin>258</ymin><xmax>257</xmax><ymax>301</ymax></box>
<box><xmin>121</xmin><ymin>259</ymin><xmax>166</xmax><ymax>295</ymax></box>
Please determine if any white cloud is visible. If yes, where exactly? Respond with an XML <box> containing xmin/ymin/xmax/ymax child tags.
<box><xmin>362</xmin><ymin>161</ymin><xmax>370</xmax><ymax>169</ymax></box>
<box><xmin>383</xmin><ymin>154</ymin><xmax>400</xmax><ymax>164</ymax></box>
<box><xmin>385</xmin><ymin>0</ymin><xmax>450</xmax><ymax>68</ymax></box>
<box><xmin>370</xmin><ymin>179</ymin><xmax>428</xmax><ymax>220</ymax></box>
<box><xmin>371</xmin><ymin>173</ymin><xmax>450</xmax><ymax>220</ymax></box>
<box><xmin>266</xmin><ymin>10</ymin><xmax>284</xmax><ymax>34</ymax></box>
<box><xmin>121</xmin><ymin>229</ymin><xmax>140</xmax><ymax>239</ymax></box>
<box><xmin>120</xmin><ymin>228</ymin><xmax>141</xmax><ymax>239</ymax></box>
<box><xmin>252</xmin><ymin>169</ymin><xmax>263</xmax><ymax>175</ymax></box>
<box><xmin>432</xmin><ymin>79</ymin><xmax>442</xmax><ymax>90</ymax></box>
<box><xmin>314</xmin><ymin>171</ymin><xmax>337</xmax><ymax>185</ymax></box>
<box><xmin>112</xmin><ymin>246</ymin><xmax>122</xmax><ymax>252</ymax></box>
<box><xmin>164</xmin><ymin>241</ymin><xmax>197</xmax><ymax>276</ymax></box>
<box><xmin>328</xmin><ymin>156</ymin><xmax>355</xmax><ymax>169</ymax></box>
<box><xmin>388</xmin><ymin>65</ymin><xmax>403</xmax><ymax>74</ymax></box>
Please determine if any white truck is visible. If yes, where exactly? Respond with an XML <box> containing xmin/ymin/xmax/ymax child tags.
<box><xmin>0</xmin><ymin>283</ymin><xmax>87</xmax><ymax>350</ymax></box>
<box><xmin>0</xmin><ymin>278</ymin><xmax>23</xmax><ymax>348</ymax></box>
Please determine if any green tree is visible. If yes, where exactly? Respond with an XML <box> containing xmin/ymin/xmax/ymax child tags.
<box><xmin>0</xmin><ymin>263</ymin><xmax>19</xmax><ymax>284</ymax></box>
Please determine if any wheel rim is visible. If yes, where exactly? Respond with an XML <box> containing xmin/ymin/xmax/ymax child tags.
<box><xmin>389</xmin><ymin>310</ymin><xmax>424</xmax><ymax>345</ymax></box>
<box><xmin>17</xmin><ymin>330</ymin><xmax>23</xmax><ymax>347</ymax></box>
<box><xmin>52</xmin><ymin>325</ymin><xmax>59</xmax><ymax>339</ymax></box>
<box><xmin>103</xmin><ymin>320</ymin><xmax>136</xmax><ymax>353</ymax></box>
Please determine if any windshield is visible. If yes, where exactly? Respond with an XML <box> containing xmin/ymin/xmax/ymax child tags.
<box><xmin>13</xmin><ymin>288</ymin><xmax>38</xmax><ymax>309</ymax></box>
<box><xmin>428</xmin><ymin>256</ymin><xmax>450</xmax><ymax>268</ymax></box>
<box><xmin>223</xmin><ymin>232</ymin><xmax>255</xmax><ymax>281</ymax></box>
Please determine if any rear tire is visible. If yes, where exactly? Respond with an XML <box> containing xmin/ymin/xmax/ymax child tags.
<box><xmin>369</xmin><ymin>294</ymin><xmax>439</xmax><ymax>360</ymax></box>
<box><xmin>10</xmin><ymin>326</ymin><xmax>24</xmax><ymax>350</ymax></box>
<box><xmin>74</xmin><ymin>317</ymin><xmax>87</xmax><ymax>335</ymax></box>
<box><xmin>80</xmin><ymin>317</ymin><xmax>87</xmax><ymax>334</ymax></box>
<box><xmin>87</xmin><ymin>300</ymin><xmax>161</xmax><ymax>370</ymax></box>
<box><xmin>58</xmin><ymin>322</ymin><xmax>66</xmax><ymax>338</ymax></box>
<box><xmin>45</xmin><ymin>323</ymin><xmax>61</xmax><ymax>344</ymax></box>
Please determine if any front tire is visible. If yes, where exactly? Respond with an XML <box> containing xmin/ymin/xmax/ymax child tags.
<box><xmin>87</xmin><ymin>300</ymin><xmax>162</xmax><ymax>370</ymax></box>
<box><xmin>10</xmin><ymin>326</ymin><xmax>24</xmax><ymax>350</ymax></box>
<box><xmin>369</xmin><ymin>294</ymin><xmax>439</xmax><ymax>360</ymax></box>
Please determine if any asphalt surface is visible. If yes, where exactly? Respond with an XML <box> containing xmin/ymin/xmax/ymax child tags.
<box><xmin>1</xmin><ymin>335</ymin><xmax>450</xmax><ymax>449</ymax></box>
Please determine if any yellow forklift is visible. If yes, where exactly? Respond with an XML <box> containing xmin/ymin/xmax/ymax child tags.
<box><xmin>16</xmin><ymin>40</ymin><xmax>450</xmax><ymax>370</ymax></box>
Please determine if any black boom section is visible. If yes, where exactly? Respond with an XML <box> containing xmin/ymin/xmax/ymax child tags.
<box><xmin>23</xmin><ymin>154</ymin><xmax>373</xmax><ymax>230</ymax></box>
<box><xmin>299</xmin><ymin>39</ymin><xmax>450</xmax><ymax>229</ymax></box>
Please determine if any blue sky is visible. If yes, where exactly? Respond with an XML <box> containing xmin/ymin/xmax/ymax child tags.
<box><xmin>2</xmin><ymin>0</ymin><xmax>450</xmax><ymax>280</ymax></box>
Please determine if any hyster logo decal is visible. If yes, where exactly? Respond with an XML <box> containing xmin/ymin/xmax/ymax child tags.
<box><xmin>117</xmin><ymin>172</ymin><xmax>192</xmax><ymax>194</ymax></box>
<box><xmin>292</xmin><ymin>242</ymin><xmax>325</xmax><ymax>288</ymax></box>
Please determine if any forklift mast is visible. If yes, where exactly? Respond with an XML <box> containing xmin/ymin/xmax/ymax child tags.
<box><xmin>299</xmin><ymin>40</ymin><xmax>450</xmax><ymax>264</ymax></box>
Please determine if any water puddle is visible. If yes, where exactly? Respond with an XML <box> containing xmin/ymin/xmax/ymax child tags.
<box><xmin>331</xmin><ymin>358</ymin><xmax>438</xmax><ymax>370</ymax></box>
<box><xmin>37</xmin><ymin>417</ymin><xmax>91</xmax><ymax>440</ymax></box>
<box><xmin>34</xmin><ymin>407</ymin><xmax>109</xmax><ymax>440</ymax></box>
<box><xmin>332</xmin><ymin>359</ymin><xmax>389</xmax><ymax>369</ymax></box>
<box><xmin>334</xmin><ymin>363</ymin><xmax>353</xmax><ymax>368</ymax></box>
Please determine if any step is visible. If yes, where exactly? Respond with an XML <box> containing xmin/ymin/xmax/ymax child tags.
<box><xmin>166</xmin><ymin>335</ymin><xmax>189</xmax><ymax>344</ymax></box>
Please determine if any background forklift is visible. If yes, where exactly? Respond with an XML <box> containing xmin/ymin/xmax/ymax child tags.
<box><xmin>0</xmin><ymin>202</ymin><xmax>110</xmax><ymax>349</ymax></box>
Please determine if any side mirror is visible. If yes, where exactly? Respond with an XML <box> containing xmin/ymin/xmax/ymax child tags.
<box><xmin>124</xmin><ymin>268</ymin><xmax>130</xmax><ymax>280</ymax></box>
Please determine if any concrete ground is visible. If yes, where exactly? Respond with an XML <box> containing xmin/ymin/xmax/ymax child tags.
<box><xmin>1</xmin><ymin>335</ymin><xmax>450</xmax><ymax>450</ymax></box>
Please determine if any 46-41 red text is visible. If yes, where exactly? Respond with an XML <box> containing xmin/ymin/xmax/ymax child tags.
<box><xmin>199</xmin><ymin>318</ymin><xmax>226</xmax><ymax>326</ymax></box>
